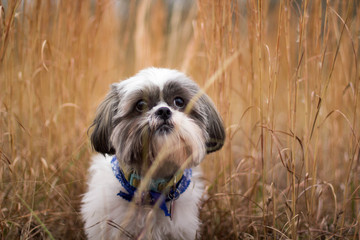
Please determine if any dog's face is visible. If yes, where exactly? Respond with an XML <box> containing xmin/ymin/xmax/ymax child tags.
<box><xmin>90</xmin><ymin>68</ymin><xmax>225</xmax><ymax>178</ymax></box>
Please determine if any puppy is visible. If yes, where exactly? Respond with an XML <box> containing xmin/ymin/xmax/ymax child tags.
<box><xmin>81</xmin><ymin>68</ymin><xmax>225</xmax><ymax>239</ymax></box>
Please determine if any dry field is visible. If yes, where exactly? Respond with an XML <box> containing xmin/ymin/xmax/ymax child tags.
<box><xmin>1</xmin><ymin>0</ymin><xmax>360</xmax><ymax>239</ymax></box>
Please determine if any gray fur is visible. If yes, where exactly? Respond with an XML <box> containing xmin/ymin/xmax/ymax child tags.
<box><xmin>198</xmin><ymin>94</ymin><xmax>225</xmax><ymax>153</ymax></box>
<box><xmin>90</xmin><ymin>84</ymin><xmax>120</xmax><ymax>155</ymax></box>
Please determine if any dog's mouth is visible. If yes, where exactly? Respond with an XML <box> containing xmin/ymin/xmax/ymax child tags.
<box><xmin>156</xmin><ymin>122</ymin><xmax>173</xmax><ymax>135</ymax></box>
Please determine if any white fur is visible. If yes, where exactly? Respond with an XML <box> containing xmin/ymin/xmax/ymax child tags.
<box><xmin>81</xmin><ymin>154</ymin><xmax>204</xmax><ymax>240</ymax></box>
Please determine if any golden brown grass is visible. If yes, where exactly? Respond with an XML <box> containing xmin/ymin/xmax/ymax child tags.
<box><xmin>1</xmin><ymin>0</ymin><xmax>360</xmax><ymax>239</ymax></box>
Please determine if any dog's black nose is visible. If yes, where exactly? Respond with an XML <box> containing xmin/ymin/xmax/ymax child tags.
<box><xmin>155</xmin><ymin>107</ymin><xmax>172</xmax><ymax>120</ymax></box>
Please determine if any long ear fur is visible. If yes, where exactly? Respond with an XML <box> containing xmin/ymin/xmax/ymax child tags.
<box><xmin>90</xmin><ymin>84</ymin><xmax>120</xmax><ymax>154</ymax></box>
<box><xmin>199</xmin><ymin>94</ymin><xmax>225</xmax><ymax>153</ymax></box>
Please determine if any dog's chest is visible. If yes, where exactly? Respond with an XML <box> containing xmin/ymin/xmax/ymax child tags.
<box><xmin>108</xmin><ymin>182</ymin><xmax>201</xmax><ymax>239</ymax></box>
<box><xmin>81</xmin><ymin>155</ymin><xmax>204</xmax><ymax>240</ymax></box>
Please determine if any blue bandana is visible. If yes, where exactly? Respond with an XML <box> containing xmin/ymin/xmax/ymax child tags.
<box><xmin>110</xmin><ymin>156</ymin><xmax>192</xmax><ymax>217</ymax></box>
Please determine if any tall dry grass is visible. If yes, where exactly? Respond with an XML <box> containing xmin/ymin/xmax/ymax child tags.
<box><xmin>1</xmin><ymin>0</ymin><xmax>359</xmax><ymax>239</ymax></box>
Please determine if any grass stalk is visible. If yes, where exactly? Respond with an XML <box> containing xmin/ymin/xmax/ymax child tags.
<box><xmin>1</xmin><ymin>0</ymin><xmax>359</xmax><ymax>238</ymax></box>
<box><xmin>17</xmin><ymin>194</ymin><xmax>55</xmax><ymax>240</ymax></box>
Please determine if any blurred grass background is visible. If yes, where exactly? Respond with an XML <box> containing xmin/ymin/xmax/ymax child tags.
<box><xmin>1</xmin><ymin>0</ymin><xmax>360</xmax><ymax>239</ymax></box>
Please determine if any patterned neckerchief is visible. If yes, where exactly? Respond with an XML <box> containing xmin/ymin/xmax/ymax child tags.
<box><xmin>110</xmin><ymin>156</ymin><xmax>192</xmax><ymax>217</ymax></box>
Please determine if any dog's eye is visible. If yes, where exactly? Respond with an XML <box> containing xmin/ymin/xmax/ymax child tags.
<box><xmin>136</xmin><ymin>100</ymin><xmax>148</xmax><ymax>112</ymax></box>
<box><xmin>174</xmin><ymin>97</ymin><xmax>185</xmax><ymax>108</ymax></box>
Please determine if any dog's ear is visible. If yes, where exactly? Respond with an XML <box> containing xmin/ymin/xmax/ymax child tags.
<box><xmin>199</xmin><ymin>94</ymin><xmax>225</xmax><ymax>153</ymax></box>
<box><xmin>90</xmin><ymin>84</ymin><xmax>120</xmax><ymax>155</ymax></box>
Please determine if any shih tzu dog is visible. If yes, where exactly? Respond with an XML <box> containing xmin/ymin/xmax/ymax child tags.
<box><xmin>81</xmin><ymin>68</ymin><xmax>225</xmax><ymax>239</ymax></box>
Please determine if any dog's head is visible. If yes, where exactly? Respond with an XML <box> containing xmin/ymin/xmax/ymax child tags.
<box><xmin>90</xmin><ymin>68</ymin><xmax>225</xmax><ymax>178</ymax></box>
